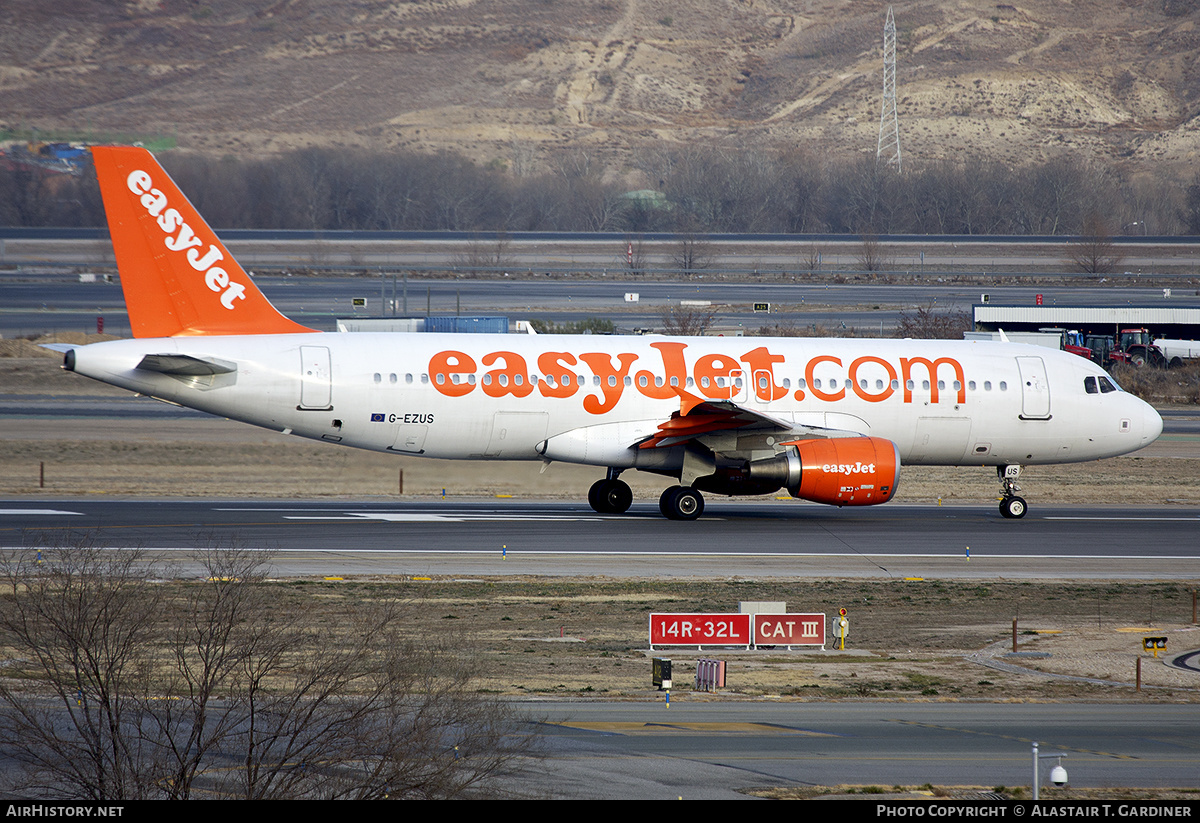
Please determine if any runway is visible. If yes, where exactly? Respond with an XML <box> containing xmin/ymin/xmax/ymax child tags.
<box><xmin>517</xmin><ymin>703</ymin><xmax>1200</xmax><ymax>798</ymax></box>
<box><xmin>4</xmin><ymin>499</ymin><xmax>1197</xmax><ymax>578</ymax></box>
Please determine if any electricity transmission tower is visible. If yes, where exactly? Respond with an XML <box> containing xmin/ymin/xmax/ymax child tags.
<box><xmin>877</xmin><ymin>6</ymin><xmax>902</xmax><ymax>172</ymax></box>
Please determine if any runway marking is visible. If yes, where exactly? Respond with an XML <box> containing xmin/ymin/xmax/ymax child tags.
<box><xmin>283</xmin><ymin>512</ymin><xmax>638</xmax><ymax>523</ymax></box>
<box><xmin>0</xmin><ymin>509</ymin><xmax>82</xmax><ymax>516</ymax></box>
<box><xmin>546</xmin><ymin>721</ymin><xmax>837</xmax><ymax>736</ymax></box>
<box><xmin>886</xmin><ymin>719</ymin><xmax>1136</xmax><ymax>759</ymax></box>
<box><xmin>1046</xmin><ymin>516</ymin><xmax>1200</xmax><ymax>522</ymax></box>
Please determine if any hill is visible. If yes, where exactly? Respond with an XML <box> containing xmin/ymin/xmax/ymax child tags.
<box><xmin>3</xmin><ymin>0</ymin><xmax>1199</xmax><ymax>179</ymax></box>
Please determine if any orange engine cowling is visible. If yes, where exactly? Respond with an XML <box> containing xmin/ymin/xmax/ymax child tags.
<box><xmin>787</xmin><ymin>436</ymin><xmax>900</xmax><ymax>506</ymax></box>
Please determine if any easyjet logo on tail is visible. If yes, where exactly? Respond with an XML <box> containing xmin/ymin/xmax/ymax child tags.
<box><xmin>125</xmin><ymin>170</ymin><xmax>247</xmax><ymax>310</ymax></box>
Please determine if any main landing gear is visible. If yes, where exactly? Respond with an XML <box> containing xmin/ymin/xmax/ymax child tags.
<box><xmin>587</xmin><ymin>470</ymin><xmax>632</xmax><ymax>514</ymax></box>
<box><xmin>586</xmin><ymin>470</ymin><xmax>707</xmax><ymax>520</ymax></box>
<box><xmin>998</xmin><ymin>465</ymin><xmax>1027</xmax><ymax>519</ymax></box>
<box><xmin>658</xmin><ymin>485</ymin><xmax>704</xmax><ymax>521</ymax></box>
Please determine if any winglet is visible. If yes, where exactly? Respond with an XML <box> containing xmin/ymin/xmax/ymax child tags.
<box><xmin>91</xmin><ymin>146</ymin><xmax>316</xmax><ymax>338</ymax></box>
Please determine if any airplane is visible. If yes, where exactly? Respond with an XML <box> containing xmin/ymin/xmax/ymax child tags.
<box><xmin>55</xmin><ymin>146</ymin><xmax>1163</xmax><ymax>520</ymax></box>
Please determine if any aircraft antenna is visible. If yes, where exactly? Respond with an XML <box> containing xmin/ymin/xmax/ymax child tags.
<box><xmin>877</xmin><ymin>6</ymin><xmax>902</xmax><ymax>172</ymax></box>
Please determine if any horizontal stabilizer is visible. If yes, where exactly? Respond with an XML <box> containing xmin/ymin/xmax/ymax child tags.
<box><xmin>136</xmin><ymin>354</ymin><xmax>236</xmax><ymax>375</ymax></box>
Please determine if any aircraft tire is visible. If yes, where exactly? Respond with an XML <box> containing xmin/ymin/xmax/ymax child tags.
<box><xmin>1000</xmin><ymin>496</ymin><xmax>1027</xmax><ymax>519</ymax></box>
<box><xmin>590</xmin><ymin>479</ymin><xmax>632</xmax><ymax>514</ymax></box>
<box><xmin>659</xmin><ymin>486</ymin><xmax>682</xmax><ymax>518</ymax></box>
<box><xmin>587</xmin><ymin>479</ymin><xmax>606</xmax><ymax>513</ymax></box>
<box><xmin>661</xmin><ymin>486</ymin><xmax>704</xmax><ymax>521</ymax></box>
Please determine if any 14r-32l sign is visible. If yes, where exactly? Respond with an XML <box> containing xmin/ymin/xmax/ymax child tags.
<box><xmin>649</xmin><ymin>613</ymin><xmax>752</xmax><ymax>647</ymax></box>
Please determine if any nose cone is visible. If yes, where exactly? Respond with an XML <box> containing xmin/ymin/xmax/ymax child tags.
<box><xmin>1143</xmin><ymin>401</ymin><xmax>1164</xmax><ymax>446</ymax></box>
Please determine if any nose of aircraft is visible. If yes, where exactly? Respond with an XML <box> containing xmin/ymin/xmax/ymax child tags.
<box><xmin>1143</xmin><ymin>400</ymin><xmax>1164</xmax><ymax>446</ymax></box>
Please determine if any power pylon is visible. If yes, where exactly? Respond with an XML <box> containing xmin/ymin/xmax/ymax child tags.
<box><xmin>877</xmin><ymin>6</ymin><xmax>902</xmax><ymax>172</ymax></box>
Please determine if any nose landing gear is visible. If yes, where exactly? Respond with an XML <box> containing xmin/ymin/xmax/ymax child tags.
<box><xmin>998</xmin><ymin>465</ymin><xmax>1027</xmax><ymax>519</ymax></box>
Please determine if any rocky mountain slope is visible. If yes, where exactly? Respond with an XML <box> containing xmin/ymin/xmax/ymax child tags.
<box><xmin>3</xmin><ymin>0</ymin><xmax>1199</xmax><ymax>179</ymax></box>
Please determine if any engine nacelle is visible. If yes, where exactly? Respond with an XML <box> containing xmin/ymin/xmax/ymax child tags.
<box><xmin>749</xmin><ymin>436</ymin><xmax>900</xmax><ymax>506</ymax></box>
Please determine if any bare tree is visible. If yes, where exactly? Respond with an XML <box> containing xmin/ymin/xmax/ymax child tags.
<box><xmin>894</xmin><ymin>303</ymin><xmax>972</xmax><ymax>339</ymax></box>
<box><xmin>671</xmin><ymin>233</ymin><xmax>714</xmax><ymax>275</ymax></box>
<box><xmin>0</xmin><ymin>542</ymin><xmax>533</xmax><ymax>800</ymax></box>
<box><xmin>855</xmin><ymin>233</ymin><xmax>894</xmax><ymax>272</ymax></box>
<box><xmin>453</xmin><ymin>232</ymin><xmax>515</xmax><ymax>270</ymax></box>
<box><xmin>1067</xmin><ymin>212</ymin><xmax>1125</xmax><ymax>274</ymax></box>
<box><xmin>660</xmin><ymin>304</ymin><xmax>717</xmax><ymax>336</ymax></box>
<box><xmin>801</xmin><ymin>243</ymin><xmax>822</xmax><ymax>275</ymax></box>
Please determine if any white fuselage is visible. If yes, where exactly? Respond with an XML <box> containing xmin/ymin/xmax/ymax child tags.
<box><xmin>66</xmin><ymin>333</ymin><xmax>1162</xmax><ymax>475</ymax></box>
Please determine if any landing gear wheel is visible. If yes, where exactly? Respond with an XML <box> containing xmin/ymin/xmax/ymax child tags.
<box><xmin>1000</xmin><ymin>496</ymin><xmax>1027</xmax><ymax>519</ymax></box>
<box><xmin>659</xmin><ymin>486</ymin><xmax>704</xmax><ymax>521</ymax></box>
<box><xmin>659</xmin><ymin>485</ymin><xmax>681</xmax><ymax>518</ymax></box>
<box><xmin>588</xmin><ymin>479</ymin><xmax>632</xmax><ymax>514</ymax></box>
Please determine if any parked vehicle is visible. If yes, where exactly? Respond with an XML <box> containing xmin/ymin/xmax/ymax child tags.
<box><xmin>1108</xmin><ymin>328</ymin><xmax>1167</xmax><ymax>369</ymax></box>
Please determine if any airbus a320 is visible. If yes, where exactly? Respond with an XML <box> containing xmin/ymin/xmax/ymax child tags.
<box><xmin>55</xmin><ymin>147</ymin><xmax>1163</xmax><ymax>520</ymax></box>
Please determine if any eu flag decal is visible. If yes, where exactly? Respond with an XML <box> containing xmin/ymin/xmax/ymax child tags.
<box><xmin>370</xmin><ymin>413</ymin><xmax>385</xmax><ymax>422</ymax></box>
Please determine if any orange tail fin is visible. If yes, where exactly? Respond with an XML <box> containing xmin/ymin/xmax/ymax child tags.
<box><xmin>91</xmin><ymin>146</ymin><xmax>316</xmax><ymax>338</ymax></box>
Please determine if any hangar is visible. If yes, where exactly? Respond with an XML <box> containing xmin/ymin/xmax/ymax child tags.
<box><xmin>973</xmin><ymin>304</ymin><xmax>1200</xmax><ymax>340</ymax></box>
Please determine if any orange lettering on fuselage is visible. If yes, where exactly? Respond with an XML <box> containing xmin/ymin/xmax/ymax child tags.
<box><xmin>899</xmin><ymin>357</ymin><xmax>967</xmax><ymax>404</ymax></box>
<box><xmin>805</xmin><ymin>355</ymin><xmax>845</xmax><ymax>402</ymax></box>
<box><xmin>536</xmin><ymin>351</ymin><xmax>580</xmax><ymax>398</ymax></box>
<box><xmin>482</xmin><ymin>351</ymin><xmax>535</xmax><ymax>398</ymax></box>
<box><xmin>634</xmin><ymin>341</ymin><xmax>688</xmax><ymax>400</ymax></box>
<box><xmin>428</xmin><ymin>347</ymin><xmax>966</xmax><ymax>413</ymax></box>
<box><xmin>578</xmin><ymin>352</ymin><xmax>639</xmax><ymax>414</ymax></box>
<box><xmin>849</xmin><ymin>356</ymin><xmax>898</xmax><ymax>403</ymax></box>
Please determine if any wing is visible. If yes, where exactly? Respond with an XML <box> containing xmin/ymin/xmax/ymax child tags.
<box><xmin>637</xmin><ymin>387</ymin><xmax>860</xmax><ymax>450</ymax></box>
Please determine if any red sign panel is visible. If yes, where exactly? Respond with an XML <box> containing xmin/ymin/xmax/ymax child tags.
<box><xmin>752</xmin><ymin>613</ymin><xmax>826</xmax><ymax>646</ymax></box>
<box><xmin>649</xmin><ymin>613</ymin><xmax>752</xmax><ymax>647</ymax></box>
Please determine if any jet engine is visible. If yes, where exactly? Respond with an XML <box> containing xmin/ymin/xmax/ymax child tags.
<box><xmin>747</xmin><ymin>436</ymin><xmax>900</xmax><ymax>506</ymax></box>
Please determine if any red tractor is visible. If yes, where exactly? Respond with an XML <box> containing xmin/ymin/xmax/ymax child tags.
<box><xmin>1107</xmin><ymin>328</ymin><xmax>1167</xmax><ymax>369</ymax></box>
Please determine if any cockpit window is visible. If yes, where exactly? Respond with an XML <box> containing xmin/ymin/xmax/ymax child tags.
<box><xmin>1084</xmin><ymin>376</ymin><xmax>1098</xmax><ymax>394</ymax></box>
<box><xmin>1098</xmin><ymin>376</ymin><xmax>1117</xmax><ymax>393</ymax></box>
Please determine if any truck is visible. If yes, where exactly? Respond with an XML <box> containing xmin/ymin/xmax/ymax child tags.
<box><xmin>1152</xmin><ymin>338</ymin><xmax>1200</xmax><ymax>368</ymax></box>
